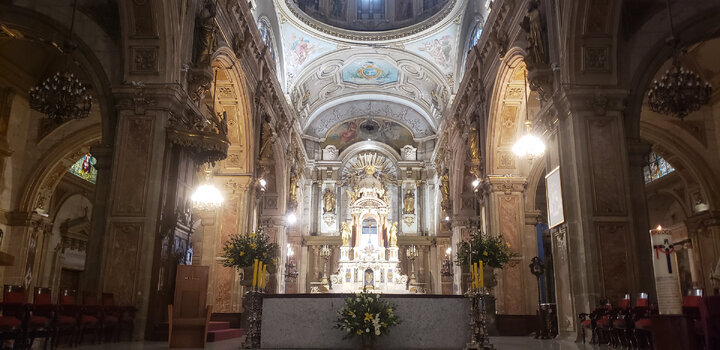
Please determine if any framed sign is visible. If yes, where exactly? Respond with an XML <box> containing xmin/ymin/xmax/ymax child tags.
<box><xmin>545</xmin><ymin>166</ymin><xmax>565</xmax><ymax>228</ymax></box>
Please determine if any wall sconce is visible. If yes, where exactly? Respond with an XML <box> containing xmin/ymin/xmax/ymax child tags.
<box><xmin>441</xmin><ymin>247</ymin><xmax>453</xmax><ymax>277</ymax></box>
<box><xmin>285</xmin><ymin>244</ymin><xmax>298</xmax><ymax>281</ymax></box>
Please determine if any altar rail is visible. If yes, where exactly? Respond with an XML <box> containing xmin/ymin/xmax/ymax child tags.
<box><xmin>261</xmin><ymin>294</ymin><xmax>470</xmax><ymax>349</ymax></box>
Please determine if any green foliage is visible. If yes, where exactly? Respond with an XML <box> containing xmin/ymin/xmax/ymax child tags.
<box><xmin>221</xmin><ymin>230</ymin><xmax>279</xmax><ymax>268</ymax></box>
<box><xmin>455</xmin><ymin>231</ymin><xmax>519</xmax><ymax>269</ymax></box>
<box><xmin>335</xmin><ymin>289</ymin><xmax>401</xmax><ymax>339</ymax></box>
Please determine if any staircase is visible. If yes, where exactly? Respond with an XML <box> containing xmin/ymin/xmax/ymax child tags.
<box><xmin>207</xmin><ymin>321</ymin><xmax>244</xmax><ymax>342</ymax></box>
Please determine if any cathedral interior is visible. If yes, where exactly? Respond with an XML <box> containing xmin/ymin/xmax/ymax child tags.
<box><xmin>1</xmin><ymin>0</ymin><xmax>720</xmax><ymax>349</ymax></box>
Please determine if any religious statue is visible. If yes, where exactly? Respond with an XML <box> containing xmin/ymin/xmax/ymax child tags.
<box><xmin>346</xmin><ymin>188</ymin><xmax>358</xmax><ymax>204</ymax></box>
<box><xmin>520</xmin><ymin>0</ymin><xmax>547</xmax><ymax>69</ymax></box>
<box><xmin>440</xmin><ymin>172</ymin><xmax>450</xmax><ymax>208</ymax></box>
<box><xmin>194</xmin><ymin>0</ymin><xmax>218</xmax><ymax>67</ymax></box>
<box><xmin>323</xmin><ymin>188</ymin><xmax>335</xmax><ymax>213</ymax></box>
<box><xmin>341</xmin><ymin>222</ymin><xmax>351</xmax><ymax>247</ymax></box>
<box><xmin>288</xmin><ymin>170</ymin><xmax>299</xmax><ymax>210</ymax></box>
<box><xmin>389</xmin><ymin>222</ymin><xmax>398</xmax><ymax>247</ymax></box>
<box><xmin>403</xmin><ymin>189</ymin><xmax>415</xmax><ymax>214</ymax></box>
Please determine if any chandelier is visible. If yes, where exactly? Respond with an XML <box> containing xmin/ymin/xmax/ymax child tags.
<box><xmin>647</xmin><ymin>0</ymin><xmax>712</xmax><ymax>120</ymax></box>
<box><xmin>192</xmin><ymin>167</ymin><xmax>223</xmax><ymax>210</ymax></box>
<box><xmin>512</xmin><ymin>70</ymin><xmax>546</xmax><ymax>161</ymax></box>
<box><xmin>29</xmin><ymin>72</ymin><xmax>92</xmax><ymax>122</ymax></box>
<box><xmin>647</xmin><ymin>59</ymin><xmax>712</xmax><ymax>120</ymax></box>
<box><xmin>28</xmin><ymin>0</ymin><xmax>93</xmax><ymax>123</ymax></box>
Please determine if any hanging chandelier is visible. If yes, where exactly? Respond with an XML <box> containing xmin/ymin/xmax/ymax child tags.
<box><xmin>647</xmin><ymin>59</ymin><xmax>712</xmax><ymax>120</ymax></box>
<box><xmin>512</xmin><ymin>70</ymin><xmax>545</xmax><ymax>161</ymax></box>
<box><xmin>29</xmin><ymin>72</ymin><xmax>92</xmax><ymax>122</ymax></box>
<box><xmin>28</xmin><ymin>0</ymin><xmax>93</xmax><ymax>123</ymax></box>
<box><xmin>647</xmin><ymin>0</ymin><xmax>712</xmax><ymax>120</ymax></box>
<box><xmin>192</xmin><ymin>167</ymin><xmax>223</xmax><ymax>210</ymax></box>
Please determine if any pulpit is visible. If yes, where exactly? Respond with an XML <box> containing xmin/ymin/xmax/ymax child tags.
<box><xmin>168</xmin><ymin>265</ymin><xmax>211</xmax><ymax>348</ymax></box>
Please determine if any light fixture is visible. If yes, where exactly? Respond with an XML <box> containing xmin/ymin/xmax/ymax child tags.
<box><xmin>512</xmin><ymin>70</ymin><xmax>545</xmax><ymax>161</ymax></box>
<box><xmin>192</xmin><ymin>166</ymin><xmax>223</xmax><ymax>210</ymax></box>
<box><xmin>647</xmin><ymin>0</ymin><xmax>712</xmax><ymax>120</ymax></box>
<box><xmin>287</xmin><ymin>212</ymin><xmax>298</xmax><ymax>225</ymax></box>
<box><xmin>444</xmin><ymin>216</ymin><xmax>450</xmax><ymax>222</ymax></box>
<box><xmin>28</xmin><ymin>0</ymin><xmax>92</xmax><ymax>123</ymax></box>
<box><xmin>285</xmin><ymin>243</ymin><xmax>298</xmax><ymax>281</ymax></box>
<box><xmin>471</xmin><ymin>179</ymin><xmax>480</xmax><ymax>189</ymax></box>
<box><xmin>446</xmin><ymin>247</ymin><xmax>452</xmax><ymax>255</ymax></box>
<box><xmin>259</xmin><ymin>178</ymin><xmax>267</xmax><ymax>188</ymax></box>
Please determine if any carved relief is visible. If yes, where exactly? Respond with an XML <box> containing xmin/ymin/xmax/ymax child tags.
<box><xmin>499</xmin><ymin>104</ymin><xmax>518</xmax><ymax>145</ymax></box>
<box><xmin>586</xmin><ymin>117</ymin><xmax>626</xmax><ymax>215</ymax></box>
<box><xmin>582</xmin><ymin>46</ymin><xmax>610</xmax><ymax>73</ymax></box>
<box><xmin>131</xmin><ymin>46</ymin><xmax>158</xmax><ymax>74</ymax></box>
<box><xmin>130</xmin><ymin>0</ymin><xmax>157</xmax><ymax>37</ymax></box>
<box><xmin>497</xmin><ymin>151</ymin><xmax>516</xmax><ymax>170</ymax></box>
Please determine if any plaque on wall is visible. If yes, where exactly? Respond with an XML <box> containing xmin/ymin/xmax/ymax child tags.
<box><xmin>545</xmin><ymin>166</ymin><xmax>565</xmax><ymax>228</ymax></box>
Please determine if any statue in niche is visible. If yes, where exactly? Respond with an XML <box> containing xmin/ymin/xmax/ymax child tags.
<box><xmin>194</xmin><ymin>0</ymin><xmax>218</xmax><ymax>67</ymax></box>
<box><xmin>364</xmin><ymin>268</ymin><xmax>374</xmax><ymax>288</ymax></box>
<box><xmin>403</xmin><ymin>189</ymin><xmax>415</xmax><ymax>214</ymax></box>
<box><xmin>323</xmin><ymin>188</ymin><xmax>335</xmax><ymax>213</ymax></box>
<box><xmin>288</xmin><ymin>169</ymin><xmax>299</xmax><ymax>210</ymax></box>
<box><xmin>520</xmin><ymin>0</ymin><xmax>548</xmax><ymax>69</ymax></box>
<box><xmin>388</xmin><ymin>222</ymin><xmax>398</xmax><ymax>247</ymax></box>
<box><xmin>341</xmin><ymin>222</ymin><xmax>351</xmax><ymax>247</ymax></box>
<box><xmin>440</xmin><ymin>171</ymin><xmax>450</xmax><ymax>209</ymax></box>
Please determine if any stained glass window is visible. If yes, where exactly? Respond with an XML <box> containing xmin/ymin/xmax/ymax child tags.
<box><xmin>643</xmin><ymin>152</ymin><xmax>675</xmax><ymax>184</ymax></box>
<box><xmin>357</xmin><ymin>0</ymin><xmax>385</xmax><ymax>19</ymax></box>
<box><xmin>68</xmin><ymin>153</ymin><xmax>97</xmax><ymax>184</ymax></box>
<box><xmin>468</xmin><ymin>22</ymin><xmax>483</xmax><ymax>51</ymax></box>
<box><xmin>257</xmin><ymin>18</ymin><xmax>276</xmax><ymax>61</ymax></box>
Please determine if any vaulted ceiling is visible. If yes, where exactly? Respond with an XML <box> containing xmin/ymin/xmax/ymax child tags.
<box><xmin>253</xmin><ymin>0</ymin><xmax>487</xmax><ymax>150</ymax></box>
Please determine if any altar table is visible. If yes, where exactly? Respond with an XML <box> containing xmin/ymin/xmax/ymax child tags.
<box><xmin>261</xmin><ymin>294</ymin><xmax>470</xmax><ymax>349</ymax></box>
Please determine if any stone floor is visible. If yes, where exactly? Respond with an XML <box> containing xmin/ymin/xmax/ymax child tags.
<box><xmin>47</xmin><ymin>336</ymin><xmax>610</xmax><ymax>350</ymax></box>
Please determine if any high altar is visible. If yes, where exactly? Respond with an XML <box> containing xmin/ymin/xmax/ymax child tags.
<box><xmin>323</xmin><ymin>158</ymin><xmax>412</xmax><ymax>293</ymax></box>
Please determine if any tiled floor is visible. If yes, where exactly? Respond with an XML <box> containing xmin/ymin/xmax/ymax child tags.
<box><xmin>56</xmin><ymin>336</ymin><xmax>610</xmax><ymax>349</ymax></box>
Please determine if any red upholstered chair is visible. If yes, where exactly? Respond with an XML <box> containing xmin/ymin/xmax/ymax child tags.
<box><xmin>57</xmin><ymin>289</ymin><xmax>100</xmax><ymax>346</ymax></box>
<box><xmin>611</xmin><ymin>294</ymin><xmax>633</xmax><ymax>347</ymax></box>
<box><xmin>26</xmin><ymin>287</ymin><xmax>55</xmax><ymax>349</ymax></box>
<box><xmin>0</xmin><ymin>285</ymin><xmax>25</xmax><ymax>349</ymax></box>
<box><xmin>78</xmin><ymin>292</ymin><xmax>103</xmax><ymax>345</ymax></box>
<box><xmin>101</xmin><ymin>293</ymin><xmax>134</xmax><ymax>341</ymax></box>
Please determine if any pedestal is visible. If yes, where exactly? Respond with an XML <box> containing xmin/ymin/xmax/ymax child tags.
<box><xmin>388</xmin><ymin>247</ymin><xmax>399</xmax><ymax>262</ymax></box>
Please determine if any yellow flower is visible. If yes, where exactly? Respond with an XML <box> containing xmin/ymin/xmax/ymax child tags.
<box><xmin>387</xmin><ymin>308</ymin><xmax>393</xmax><ymax>314</ymax></box>
<box><xmin>250</xmin><ymin>243</ymin><xmax>257</xmax><ymax>249</ymax></box>
<box><xmin>239</xmin><ymin>251</ymin><xmax>245</xmax><ymax>256</ymax></box>
<box><xmin>356</xmin><ymin>330</ymin><xmax>363</xmax><ymax>335</ymax></box>
<box><xmin>250</xmin><ymin>233</ymin><xmax>256</xmax><ymax>238</ymax></box>
<box><xmin>483</xmin><ymin>251</ymin><xmax>488</xmax><ymax>256</ymax></box>
<box><xmin>364</xmin><ymin>313</ymin><xmax>373</xmax><ymax>321</ymax></box>
<box><xmin>506</xmin><ymin>242</ymin><xmax>510</xmax><ymax>247</ymax></box>
<box><xmin>263</xmin><ymin>252</ymin><xmax>267</xmax><ymax>257</ymax></box>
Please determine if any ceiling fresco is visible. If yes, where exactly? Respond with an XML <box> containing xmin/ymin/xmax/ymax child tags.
<box><xmin>341</xmin><ymin>59</ymin><xmax>399</xmax><ymax>85</ymax></box>
<box><xmin>323</xmin><ymin>118</ymin><xmax>417</xmax><ymax>153</ymax></box>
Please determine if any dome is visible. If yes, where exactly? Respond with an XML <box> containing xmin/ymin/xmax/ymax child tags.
<box><xmin>291</xmin><ymin>0</ymin><xmax>452</xmax><ymax>32</ymax></box>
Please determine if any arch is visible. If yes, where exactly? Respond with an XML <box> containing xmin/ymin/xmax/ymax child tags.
<box><xmin>339</xmin><ymin>141</ymin><xmax>402</xmax><ymax>165</ymax></box>
<box><xmin>486</xmin><ymin>51</ymin><xmax>528</xmax><ymax>174</ymax></box>
<box><xmin>212</xmin><ymin>47</ymin><xmax>255</xmax><ymax>173</ymax></box>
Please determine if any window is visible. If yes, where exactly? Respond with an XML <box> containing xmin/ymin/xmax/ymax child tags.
<box><xmin>361</xmin><ymin>217</ymin><xmax>378</xmax><ymax>235</ymax></box>
<box><xmin>468</xmin><ymin>21</ymin><xmax>483</xmax><ymax>51</ymax></box>
<box><xmin>357</xmin><ymin>0</ymin><xmax>385</xmax><ymax>20</ymax></box>
<box><xmin>68</xmin><ymin>153</ymin><xmax>97</xmax><ymax>184</ymax></box>
<box><xmin>643</xmin><ymin>152</ymin><xmax>675</xmax><ymax>183</ymax></box>
<box><xmin>257</xmin><ymin>18</ymin><xmax>276</xmax><ymax>61</ymax></box>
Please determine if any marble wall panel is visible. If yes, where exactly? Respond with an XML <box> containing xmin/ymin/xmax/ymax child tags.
<box><xmin>112</xmin><ymin>117</ymin><xmax>154</xmax><ymax>216</ymax></box>
<box><xmin>595</xmin><ymin>223</ymin><xmax>630</xmax><ymax>302</ymax></box>
<box><xmin>498</xmin><ymin>105</ymin><xmax>519</xmax><ymax>146</ymax></box>
<box><xmin>586</xmin><ymin>117</ymin><xmax>626</xmax><ymax>216</ymax></box>
<box><xmin>104</xmin><ymin>222</ymin><xmax>142</xmax><ymax>306</ymax></box>
<box><xmin>213</xmin><ymin>264</ymin><xmax>235</xmax><ymax>313</ymax></box>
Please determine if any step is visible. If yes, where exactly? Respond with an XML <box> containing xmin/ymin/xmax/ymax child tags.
<box><xmin>207</xmin><ymin>328</ymin><xmax>244</xmax><ymax>342</ymax></box>
<box><xmin>208</xmin><ymin>321</ymin><xmax>231</xmax><ymax>332</ymax></box>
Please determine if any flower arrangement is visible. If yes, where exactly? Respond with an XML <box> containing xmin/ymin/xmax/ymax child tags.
<box><xmin>455</xmin><ymin>231</ymin><xmax>519</xmax><ymax>269</ymax></box>
<box><xmin>222</xmin><ymin>229</ymin><xmax>279</xmax><ymax>269</ymax></box>
<box><xmin>335</xmin><ymin>289</ymin><xmax>400</xmax><ymax>340</ymax></box>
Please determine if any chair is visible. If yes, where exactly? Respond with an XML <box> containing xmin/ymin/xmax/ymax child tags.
<box><xmin>611</xmin><ymin>294</ymin><xmax>633</xmax><ymax>347</ymax></box>
<box><xmin>168</xmin><ymin>265</ymin><xmax>211</xmax><ymax>348</ymax></box>
<box><xmin>26</xmin><ymin>288</ymin><xmax>54</xmax><ymax>350</ymax></box>
<box><xmin>58</xmin><ymin>290</ymin><xmax>99</xmax><ymax>346</ymax></box>
<box><xmin>0</xmin><ymin>286</ymin><xmax>25</xmax><ymax>349</ymax></box>
<box><xmin>79</xmin><ymin>292</ymin><xmax>104</xmax><ymax>345</ymax></box>
<box><xmin>101</xmin><ymin>293</ymin><xmax>134</xmax><ymax>341</ymax></box>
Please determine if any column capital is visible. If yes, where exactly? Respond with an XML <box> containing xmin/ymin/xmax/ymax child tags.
<box><xmin>486</xmin><ymin>175</ymin><xmax>527</xmax><ymax>195</ymax></box>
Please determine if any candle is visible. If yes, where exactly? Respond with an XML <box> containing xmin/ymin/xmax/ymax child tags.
<box><xmin>262</xmin><ymin>263</ymin><xmax>268</xmax><ymax>289</ymax></box>
<box><xmin>252</xmin><ymin>259</ymin><xmax>259</xmax><ymax>287</ymax></box>
<box><xmin>473</xmin><ymin>262</ymin><xmax>479</xmax><ymax>290</ymax></box>
<box><xmin>479</xmin><ymin>260</ymin><xmax>484</xmax><ymax>288</ymax></box>
<box><xmin>471</xmin><ymin>263</ymin><xmax>476</xmax><ymax>289</ymax></box>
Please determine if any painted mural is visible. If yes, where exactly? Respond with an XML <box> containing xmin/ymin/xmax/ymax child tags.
<box><xmin>323</xmin><ymin>118</ymin><xmax>416</xmax><ymax>152</ymax></box>
<box><xmin>281</xmin><ymin>24</ymin><xmax>336</xmax><ymax>77</ymax></box>
<box><xmin>407</xmin><ymin>26</ymin><xmax>457</xmax><ymax>73</ymax></box>
<box><xmin>342</xmin><ymin>59</ymin><xmax>399</xmax><ymax>85</ymax></box>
